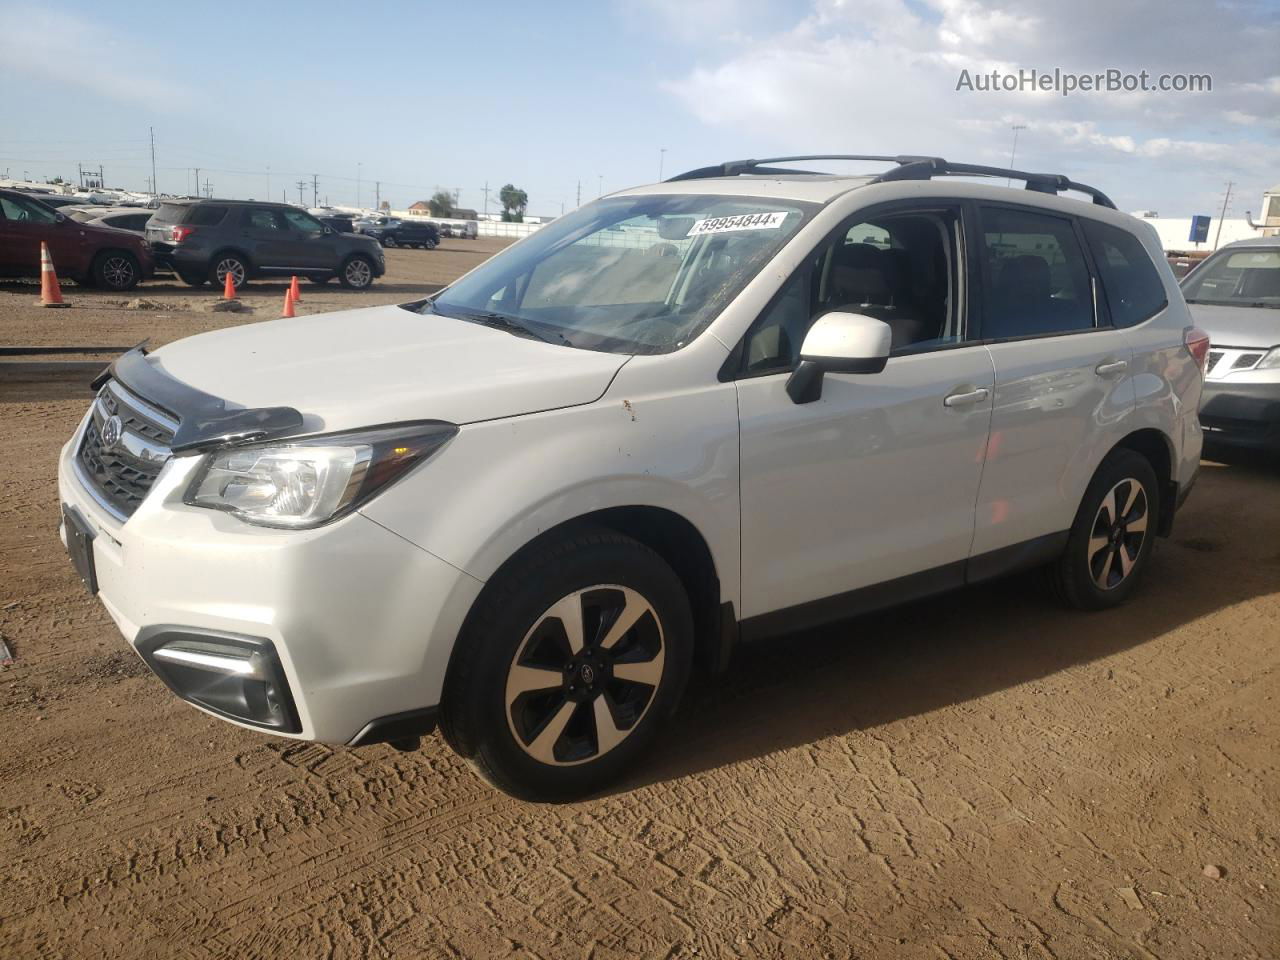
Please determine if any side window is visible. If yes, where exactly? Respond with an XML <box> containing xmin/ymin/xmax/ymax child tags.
<box><xmin>188</xmin><ymin>205</ymin><xmax>228</xmax><ymax>227</ymax></box>
<box><xmin>740</xmin><ymin>207</ymin><xmax>963</xmax><ymax>374</ymax></box>
<box><xmin>0</xmin><ymin>195</ymin><xmax>57</xmax><ymax>224</ymax></box>
<box><xmin>281</xmin><ymin>209</ymin><xmax>323</xmax><ymax>235</ymax></box>
<box><xmin>244</xmin><ymin>208</ymin><xmax>282</xmax><ymax>231</ymax></box>
<box><xmin>979</xmin><ymin>206</ymin><xmax>1094</xmax><ymax>339</ymax></box>
<box><xmin>1080</xmin><ymin>219</ymin><xmax>1167</xmax><ymax>327</ymax></box>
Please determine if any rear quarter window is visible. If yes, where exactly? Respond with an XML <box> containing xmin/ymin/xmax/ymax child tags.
<box><xmin>153</xmin><ymin>202</ymin><xmax>189</xmax><ymax>224</ymax></box>
<box><xmin>1081</xmin><ymin>219</ymin><xmax>1167</xmax><ymax>327</ymax></box>
<box><xmin>186</xmin><ymin>205</ymin><xmax>229</xmax><ymax>226</ymax></box>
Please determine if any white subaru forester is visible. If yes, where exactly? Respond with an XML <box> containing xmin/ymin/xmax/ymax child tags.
<box><xmin>59</xmin><ymin>155</ymin><xmax>1208</xmax><ymax>800</ymax></box>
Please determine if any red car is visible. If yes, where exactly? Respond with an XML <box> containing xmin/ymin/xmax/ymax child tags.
<box><xmin>0</xmin><ymin>188</ymin><xmax>154</xmax><ymax>291</ymax></box>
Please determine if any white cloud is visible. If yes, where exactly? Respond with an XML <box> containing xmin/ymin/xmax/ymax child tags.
<box><xmin>0</xmin><ymin>6</ymin><xmax>191</xmax><ymax>110</ymax></box>
<box><xmin>659</xmin><ymin>0</ymin><xmax>1280</xmax><ymax>213</ymax></box>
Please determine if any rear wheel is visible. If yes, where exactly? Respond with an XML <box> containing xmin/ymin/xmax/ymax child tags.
<box><xmin>382</xmin><ymin>235</ymin><xmax>397</xmax><ymax>248</ymax></box>
<box><xmin>338</xmin><ymin>255</ymin><xmax>374</xmax><ymax>289</ymax></box>
<box><xmin>92</xmin><ymin>251</ymin><xmax>141</xmax><ymax>291</ymax></box>
<box><xmin>440</xmin><ymin>530</ymin><xmax>693</xmax><ymax>801</ymax></box>
<box><xmin>209</xmin><ymin>253</ymin><xmax>248</xmax><ymax>289</ymax></box>
<box><xmin>1048</xmin><ymin>449</ymin><xmax>1159</xmax><ymax>610</ymax></box>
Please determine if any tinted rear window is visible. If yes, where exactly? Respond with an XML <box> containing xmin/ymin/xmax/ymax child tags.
<box><xmin>186</xmin><ymin>205</ymin><xmax>229</xmax><ymax>226</ymax></box>
<box><xmin>1081</xmin><ymin>219</ymin><xmax>1167</xmax><ymax>327</ymax></box>
<box><xmin>153</xmin><ymin>202</ymin><xmax>190</xmax><ymax>224</ymax></box>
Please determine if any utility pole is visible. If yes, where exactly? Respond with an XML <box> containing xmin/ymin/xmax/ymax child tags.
<box><xmin>659</xmin><ymin>147</ymin><xmax>666</xmax><ymax>180</ymax></box>
<box><xmin>375</xmin><ymin>181</ymin><xmax>381</xmax><ymax>210</ymax></box>
<box><xmin>266</xmin><ymin>165</ymin><xmax>270</xmax><ymax>203</ymax></box>
<box><xmin>576</xmin><ymin>180</ymin><xmax>581</xmax><ymax>208</ymax></box>
<box><xmin>312</xmin><ymin>174</ymin><xmax>319</xmax><ymax>208</ymax></box>
<box><xmin>482</xmin><ymin>181</ymin><xmax>490</xmax><ymax>218</ymax></box>
<box><xmin>598</xmin><ymin>175</ymin><xmax>603</xmax><ymax>197</ymax></box>
<box><xmin>1006</xmin><ymin>124</ymin><xmax>1026</xmax><ymax>185</ymax></box>
<box><xmin>193</xmin><ymin>167</ymin><xmax>200</xmax><ymax>198</ymax></box>
<box><xmin>1214</xmin><ymin>181</ymin><xmax>1234</xmax><ymax>250</ymax></box>
<box><xmin>149</xmin><ymin>127</ymin><xmax>158</xmax><ymax>198</ymax></box>
<box><xmin>203</xmin><ymin>178</ymin><xmax>212</xmax><ymax>198</ymax></box>
<box><xmin>296</xmin><ymin>180</ymin><xmax>307</xmax><ymax>206</ymax></box>
<box><xmin>357</xmin><ymin>162</ymin><xmax>362</xmax><ymax>208</ymax></box>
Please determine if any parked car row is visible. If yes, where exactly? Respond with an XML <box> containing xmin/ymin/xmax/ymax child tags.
<box><xmin>353</xmin><ymin>215</ymin><xmax>440</xmax><ymax>249</ymax></box>
<box><xmin>145</xmin><ymin>199</ymin><xmax>386</xmax><ymax>289</ymax></box>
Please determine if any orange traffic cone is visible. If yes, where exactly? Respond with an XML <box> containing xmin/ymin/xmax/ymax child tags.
<box><xmin>280</xmin><ymin>288</ymin><xmax>296</xmax><ymax>319</ymax></box>
<box><xmin>38</xmin><ymin>242</ymin><xmax>68</xmax><ymax>308</ymax></box>
<box><xmin>222</xmin><ymin>269</ymin><xmax>237</xmax><ymax>300</ymax></box>
<box><xmin>289</xmin><ymin>275</ymin><xmax>302</xmax><ymax>303</ymax></box>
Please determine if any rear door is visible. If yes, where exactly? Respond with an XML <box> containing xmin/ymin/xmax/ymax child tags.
<box><xmin>239</xmin><ymin>207</ymin><xmax>293</xmax><ymax>273</ymax></box>
<box><xmin>970</xmin><ymin>203</ymin><xmax>1136</xmax><ymax>557</ymax></box>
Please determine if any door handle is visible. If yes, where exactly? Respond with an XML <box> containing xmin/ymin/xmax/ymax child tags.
<box><xmin>1095</xmin><ymin>359</ymin><xmax>1129</xmax><ymax>376</ymax></box>
<box><xmin>943</xmin><ymin>386</ymin><xmax>990</xmax><ymax>408</ymax></box>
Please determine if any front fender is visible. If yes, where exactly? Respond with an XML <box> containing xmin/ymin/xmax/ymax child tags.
<box><xmin>358</xmin><ymin>380</ymin><xmax>743</xmax><ymax>612</ymax></box>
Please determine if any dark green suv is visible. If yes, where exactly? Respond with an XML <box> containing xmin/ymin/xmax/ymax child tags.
<box><xmin>146</xmin><ymin>199</ymin><xmax>386</xmax><ymax>290</ymax></box>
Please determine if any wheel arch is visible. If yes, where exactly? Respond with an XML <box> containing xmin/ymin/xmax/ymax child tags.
<box><xmin>454</xmin><ymin>505</ymin><xmax>729</xmax><ymax>681</ymax></box>
<box><xmin>1111</xmin><ymin>428</ymin><xmax>1176</xmax><ymax>536</ymax></box>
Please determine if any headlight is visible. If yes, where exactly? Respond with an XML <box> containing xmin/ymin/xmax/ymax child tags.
<box><xmin>1257</xmin><ymin>347</ymin><xmax>1280</xmax><ymax>370</ymax></box>
<box><xmin>184</xmin><ymin>422</ymin><xmax>456</xmax><ymax>528</ymax></box>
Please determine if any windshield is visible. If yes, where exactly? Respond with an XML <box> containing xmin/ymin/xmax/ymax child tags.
<box><xmin>424</xmin><ymin>194</ymin><xmax>815</xmax><ymax>354</ymax></box>
<box><xmin>1182</xmin><ymin>247</ymin><xmax>1280</xmax><ymax>308</ymax></box>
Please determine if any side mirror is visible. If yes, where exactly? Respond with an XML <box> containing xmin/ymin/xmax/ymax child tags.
<box><xmin>55</xmin><ymin>212</ymin><xmax>68</xmax><ymax>224</ymax></box>
<box><xmin>786</xmin><ymin>311</ymin><xmax>892</xmax><ymax>404</ymax></box>
<box><xmin>323</xmin><ymin>226</ymin><xmax>333</xmax><ymax>235</ymax></box>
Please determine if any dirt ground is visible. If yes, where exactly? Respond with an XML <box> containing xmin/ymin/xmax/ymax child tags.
<box><xmin>1</xmin><ymin>243</ymin><xmax>1277</xmax><ymax>958</ymax></box>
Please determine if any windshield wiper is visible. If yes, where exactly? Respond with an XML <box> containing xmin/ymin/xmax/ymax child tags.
<box><xmin>456</xmin><ymin>311</ymin><xmax>575</xmax><ymax>347</ymax></box>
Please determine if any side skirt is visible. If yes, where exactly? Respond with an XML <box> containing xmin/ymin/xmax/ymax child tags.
<box><xmin>738</xmin><ymin>531</ymin><xmax>1068</xmax><ymax>643</ymax></box>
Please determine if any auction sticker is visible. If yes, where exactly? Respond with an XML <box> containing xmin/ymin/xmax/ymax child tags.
<box><xmin>687</xmin><ymin>211</ymin><xmax>789</xmax><ymax>236</ymax></box>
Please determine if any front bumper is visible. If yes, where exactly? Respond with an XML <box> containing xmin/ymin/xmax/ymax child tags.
<box><xmin>58</xmin><ymin>417</ymin><xmax>483</xmax><ymax>744</ymax></box>
<box><xmin>1199</xmin><ymin>380</ymin><xmax>1280</xmax><ymax>449</ymax></box>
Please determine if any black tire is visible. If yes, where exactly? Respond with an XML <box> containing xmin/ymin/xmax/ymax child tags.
<box><xmin>338</xmin><ymin>255</ymin><xmax>374</xmax><ymax>289</ymax></box>
<box><xmin>176</xmin><ymin>269</ymin><xmax>206</xmax><ymax>287</ymax></box>
<box><xmin>1047</xmin><ymin>448</ymin><xmax>1159</xmax><ymax>611</ymax></box>
<box><xmin>382</xmin><ymin>235</ymin><xmax>397</xmax><ymax>248</ymax></box>
<box><xmin>440</xmin><ymin>529</ymin><xmax>694</xmax><ymax>801</ymax></box>
<box><xmin>208</xmin><ymin>252</ymin><xmax>249</xmax><ymax>289</ymax></box>
<box><xmin>92</xmin><ymin>250</ymin><xmax>141</xmax><ymax>291</ymax></box>
<box><xmin>425</xmin><ymin>238</ymin><xmax>438</xmax><ymax>250</ymax></box>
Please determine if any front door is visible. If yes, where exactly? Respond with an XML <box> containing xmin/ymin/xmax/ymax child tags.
<box><xmin>969</xmin><ymin>203</ymin><xmax>1136</xmax><ymax>556</ymax></box>
<box><xmin>0</xmin><ymin>194</ymin><xmax>75</xmax><ymax>278</ymax></box>
<box><xmin>278</xmin><ymin>207</ymin><xmax>337</xmax><ymax>271</ymax></box>
<box><xmin>734</xmin><ymin>201</ymin><xmax>994</xmax><ymax>629</ymax></box>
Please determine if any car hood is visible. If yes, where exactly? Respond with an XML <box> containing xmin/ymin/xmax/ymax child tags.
<box><xmin>1188</xmin><ymin>302</ymin><xmax>1280</xmax><ymax>349</ymax></box>
<box><xmin>149</xmin><ymin>304</ymin><xmax>629</xmax><ymax>431</ymax></box>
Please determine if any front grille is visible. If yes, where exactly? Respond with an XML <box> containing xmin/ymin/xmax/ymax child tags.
<box><xmin>76</xmin><ymin>382</ymin><xmax>176</xmax><ymax>520</ymax></box>
<box><xmin>1206</xmin><ymin>350</ymin><xmax>1224</xmax><ymax>373</ymax></box>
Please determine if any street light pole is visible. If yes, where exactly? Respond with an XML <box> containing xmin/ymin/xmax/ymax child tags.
<box><xmin>1006</xmin><ymin>124</ymin><xmax>1027</xmax><ymax>185</ymax></box>
<box><xmin>659</xmin><ymin>147</ymin><xmax>667</xmax><ymax>180</ymax></box>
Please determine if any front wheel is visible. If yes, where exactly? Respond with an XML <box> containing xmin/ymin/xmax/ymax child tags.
<box><xmin>338</xmin><ymin>255</ymin><xmax>374</xmax><ymax>289</ymax></box>
<box><xmin>1048</xmin><ymin>448</ymin><xmax>1159</xmax><ymax>610</ymax></box>
<box><xmin>440</xmin><ymin>530</ymin><xmax>693</xmax><ymax>801</ymax></box>
<box><xmin>93</xmin><ymin>251</ymin><xmax>141</xmax><ymax>291</ymax></box>
<box><xmin>382</xmin><ymin>235</ymin><xmax>397</xmax><ymax>248</ymax></box>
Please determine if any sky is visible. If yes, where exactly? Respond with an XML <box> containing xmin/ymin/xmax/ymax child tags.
<box><xmin>1</xmin><ymin>0</ymin><xmax>1277</xmax><ymax>218</ymax></box>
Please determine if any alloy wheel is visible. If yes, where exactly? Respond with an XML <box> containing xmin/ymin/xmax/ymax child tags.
<box><xmin>1088</xmin><ymin>478</ymin><xmax>1149</xmax><ymax>590</ymax></box>
<box><xmin>101</xmin><ymin>256</ymin><xmax>136</xmax><ymax>289</ymax></box>
<box><xmin>344</xmin><ymin>259</ymin><xmax>372</xmax><ymax>287</ymax></box>
<box><xmin>504</xmin><ymin>585</ymin><xmax>665</xmax><ymax>766</ymax></box>
<box><xmin>215</xmin><ymin>258</ymin><xmax>246</xmax><ymax>287</ymax></box>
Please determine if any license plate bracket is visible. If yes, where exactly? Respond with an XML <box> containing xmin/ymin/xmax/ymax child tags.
<box><xmin>63</xmin><ymin>505</ymin><xmax>98</xmax><ymax>595</ymax></box>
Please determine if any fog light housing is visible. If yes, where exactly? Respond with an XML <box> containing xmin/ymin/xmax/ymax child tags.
<box><xmin>135</xmin><ymin>628</ymin><xmax>300</xmax><ymax>733</ymax></box>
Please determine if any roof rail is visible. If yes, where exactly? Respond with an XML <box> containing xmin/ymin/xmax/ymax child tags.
<box><xmin>873</xmin><ymin>157</ymin><xmax>1116</xmax><ymax>208</ymax></box>
<box><xmin>666</xmin><ymin>155</ymin><xmax>931</xmax><ymax>182</ymax></box>
<box><xmin>665</xmin><ymin>154</ymin><xmax>1116</xmax><ymax>209</ymax></box>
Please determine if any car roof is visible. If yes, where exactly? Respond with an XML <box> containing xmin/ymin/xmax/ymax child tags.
<box><xmin>1216</xmin><ymin>235</ymin><xmax>1280</xmax><ymax>250</ymax></box>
